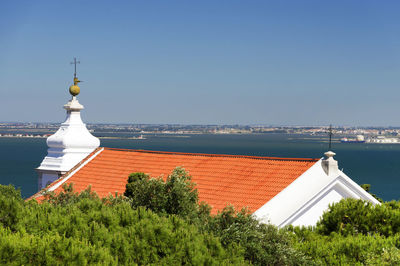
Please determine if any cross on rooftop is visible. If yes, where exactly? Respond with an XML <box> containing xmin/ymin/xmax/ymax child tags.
<box><xmin>70</xmin><ymin>57</ymin><xmax>80</xmax><ymax>78</ymax></box>
<box><xmin>328</xmin><ymin>124</ymin><xmax>333</xmax><ymax>150</ymax></box>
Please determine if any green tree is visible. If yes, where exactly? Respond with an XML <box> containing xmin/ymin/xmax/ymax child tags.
<box><xmin>316</xmin><ymin>198</ymin><xmax>400</xmax><ymax>237</ymax></box>
<box><xmin>289</xmin><ymin>197</ymin><xmax>400</xmax><ymax>265</ymax></box>
<box><xmin>292</xmin><ymin>226</ymin><xmax>400</xmax><ymax>265</ymax></box>
<box><xmin>0</xmin><ymin>184</ymin><xmax>23</xmax><ymax>232</ymax></box>
<box><xmin>124</xmin><ymin>168</ymin><xmax>311</xmax><ymax>265</ymax></box>
<box><xmin>207</xmin><ymin>206</ymin><xmax>310</xmax><ymax>265</ymax></box>
<box><xmin>124</xmin><ymin>167</ymin><xmax>200</xmax><ymax>219</ymax></box>
<box><xmin>0</xmin><ymin>184</ymin><xmax>244</xmax><ymax>265</ymax></box>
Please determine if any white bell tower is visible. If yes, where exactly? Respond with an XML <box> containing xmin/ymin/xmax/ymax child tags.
<box><xmin>36</xmin><ymin>59</ymin><xmax>100</xmax><ymax>190</ymax></box>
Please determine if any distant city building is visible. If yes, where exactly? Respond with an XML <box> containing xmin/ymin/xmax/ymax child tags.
<box><xmin>367</xmin><ymin>136</ymin><xmax>400</xmax><ymax>144</ymax></box>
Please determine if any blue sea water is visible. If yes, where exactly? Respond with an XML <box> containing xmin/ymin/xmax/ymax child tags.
<box><xmin>0</xmin><ymin>134</ymin><xmax>399</xmax><ymax>200</ymax></box>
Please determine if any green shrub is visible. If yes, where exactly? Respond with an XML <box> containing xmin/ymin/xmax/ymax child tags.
<box><xmin>0</xmin><ymin>184</ymin><xmax>244</xmax><ymax>265</ymax></box>
<box><xmin>124</xmin><ymin>167</ymin><xmax>200</xmax><ymax>219</ymax></box>
<box><xmin>43</xmin><ymin>183</ymin><xmax>100</xmax><ymax>206</ymax></box>
<box><xmin>366</xmin><ymin>246</ymin><xmax>400</xmax><ymax>265</ymax></box>
<box><xmin>290</xmin><ymin>197</ymin><xmax>400</xmax><ymax>265</ymax></box>
<box><xmin>0</xmin><ymin>227</ymin><xmax>115</xmax><ymax>265</ymax></box>
<box><xmin>0</xmin><ymin>185</ymin><xmax>23</xmax><ymax>232</ymax></box>
<box><xmin>208</xmin><ymin>206</ymin><xmax>310</xmax><ymax>265</ymax></box>
<box><xmin>316</xmin><ymin>198</ymin><xmax>400</xmax><ymax>237</ymax></box>
<box><xmin>292</xmin><ymin>227</ymin><xmax>400</xmax><ymax>265</ymax></box>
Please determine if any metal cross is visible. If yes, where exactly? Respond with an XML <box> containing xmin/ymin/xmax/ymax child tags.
<box><xmin>70</xmin><ymin>57</ymin><xmax>80</xmax><ymax>78</ymax></box>
<box><xmin>328</xmin><ymin>124</ymin><xmax>333</xmax><ymax>150</ymax></box>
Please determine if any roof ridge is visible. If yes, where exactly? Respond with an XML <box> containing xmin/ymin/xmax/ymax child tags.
<box><xmin>102</xmin><ymin>147</ymin><xmax>319</xmax><ymax>162</ymax></box>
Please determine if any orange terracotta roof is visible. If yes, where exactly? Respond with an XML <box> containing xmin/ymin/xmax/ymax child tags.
<box><xmin>36</xmin><ymin>148</ymin><xmax>319</xmax><ymax>214</ymax></box>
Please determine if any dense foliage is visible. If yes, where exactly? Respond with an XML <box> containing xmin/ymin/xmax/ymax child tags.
<box><xmin>292</xmin><ymin>228</ymin><xmax>400</xmax><ymax>265</ymax></box>
<box><xmin>0</xmin><ymin>184</ymin><xmax>243</xmax><ymax>265</ymax></box>
<box><xmin>1</xmin><ymin>171</ymin><xmax>400</xmax><ymax>265</ymax></box>
<box><xmin>205</xmin><ymin>206</ymin><xmax>309</xmax><ymax>265</ymax></box>
<box><xmin>124</xmin><ymin>168</ymin><xmax>310</xmax><ymax>265</ymax></box>
<box><xmin>124</xmin><ymin>168</ymin><xmax>200</xmax><ymax>219</ymax></box>
<box><xmin>124</xmin><ymin>171</ymin><xmax>400</xmax><ymax>265</ymax></box>
<box><xmin>316</xmin><ymin>198</ymin><xmax>400</xmax><ymax>237</ymax></box>
<box><xmin>291</xmin><ymin>198</ymin><xmax>400</xmax><ymax>265</ymax></box>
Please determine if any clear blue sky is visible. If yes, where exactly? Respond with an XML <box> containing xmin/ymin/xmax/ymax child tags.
<box><xmin>1</xmin><ymin>0</ymin><xmax>399</xmax><ymax>126</ymax></box>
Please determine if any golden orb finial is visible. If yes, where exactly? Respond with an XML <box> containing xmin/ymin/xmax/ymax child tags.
<box><xmin>69</xmin><ymin>77</ymin><xmax>81</xmax><ymax>96</ymax></box>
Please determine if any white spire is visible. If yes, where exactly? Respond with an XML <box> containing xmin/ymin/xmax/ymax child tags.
<box><xmin>36</xmin><ymin>68</ymin><xmax>100</xmax><ymax>190</ymax></box>
<box><xmin>38</xmin><ymin>96</ymin><xmax>100</xmax><ymax>170</ymax></box>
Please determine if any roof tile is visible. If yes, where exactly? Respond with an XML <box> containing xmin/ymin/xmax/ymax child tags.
<box><xmin>42</xmin><ymin>148</ymin><xmax>318</xmax><ymax>214</ymax></box>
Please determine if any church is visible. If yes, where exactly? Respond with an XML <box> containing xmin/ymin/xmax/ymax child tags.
<box><xmin>32</xmin><ymin>70</ymin><xmax>379</xmax><ymax>227</ymax></box>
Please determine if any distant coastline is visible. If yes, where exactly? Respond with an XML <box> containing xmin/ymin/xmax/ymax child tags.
<box><xmin>0</xmin><ymin>134</ymin><xmax>147</xmax><ymax>140</ymax></box>
<box><xmin>1</xmin><ymin>122</ymin><xmax>400</xmax><ymax>142</ymax></box>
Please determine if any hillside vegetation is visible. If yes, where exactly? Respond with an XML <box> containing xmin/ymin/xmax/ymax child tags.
<box><xmin>0</xmin><ymin>168</ymin><xmax>399</xmax><ymax>265</ymax></box>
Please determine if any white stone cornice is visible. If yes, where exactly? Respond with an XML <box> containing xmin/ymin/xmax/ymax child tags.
<box><xmin>37</xmin><ymin>95</ymin><xmax>100</xmax><ymax>177</ymax></box>
<box><xmin>64</xmin><ymin>96</ymin><xmax>83</xmax><ymax>111</ymax></box>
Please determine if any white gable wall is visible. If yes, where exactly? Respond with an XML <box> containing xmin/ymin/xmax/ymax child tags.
<box><xmin>288</xmin><ymin>185</ymin><xmax>345</xmax><ymax>227</ymax></box>
<box><xmin>254</xmin><ymin>159</ymin><xmax>380</xmax><ymax>227</ymax></box>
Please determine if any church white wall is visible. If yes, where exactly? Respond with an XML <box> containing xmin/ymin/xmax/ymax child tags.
<box><xmin>37</xmin><ymin>171</ymin><xmax>63</xmax><ymax>190</ymax></box>
<box><xmin>254</xmin><ymin>160</ymin><xmax>329</xmax><ymax>226</ymax></box>
<box><xmin>254</xmin><ymin>160</ymin><xmax>380</xmax><ymax>227</ymax></box>
<box><xmin>286</xmin><ymin>182</ymin><xmax>355</xmax><ymax>227</ymax></box>
<box><xmin>280</xmin><ymin>177</ymin><xmax>379</xmax><ymax>227</ymax></box>
<box><xmin>290</xmin><ymin>188</ymin><xmax>344</xmax><ymax>227</ymax></box>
